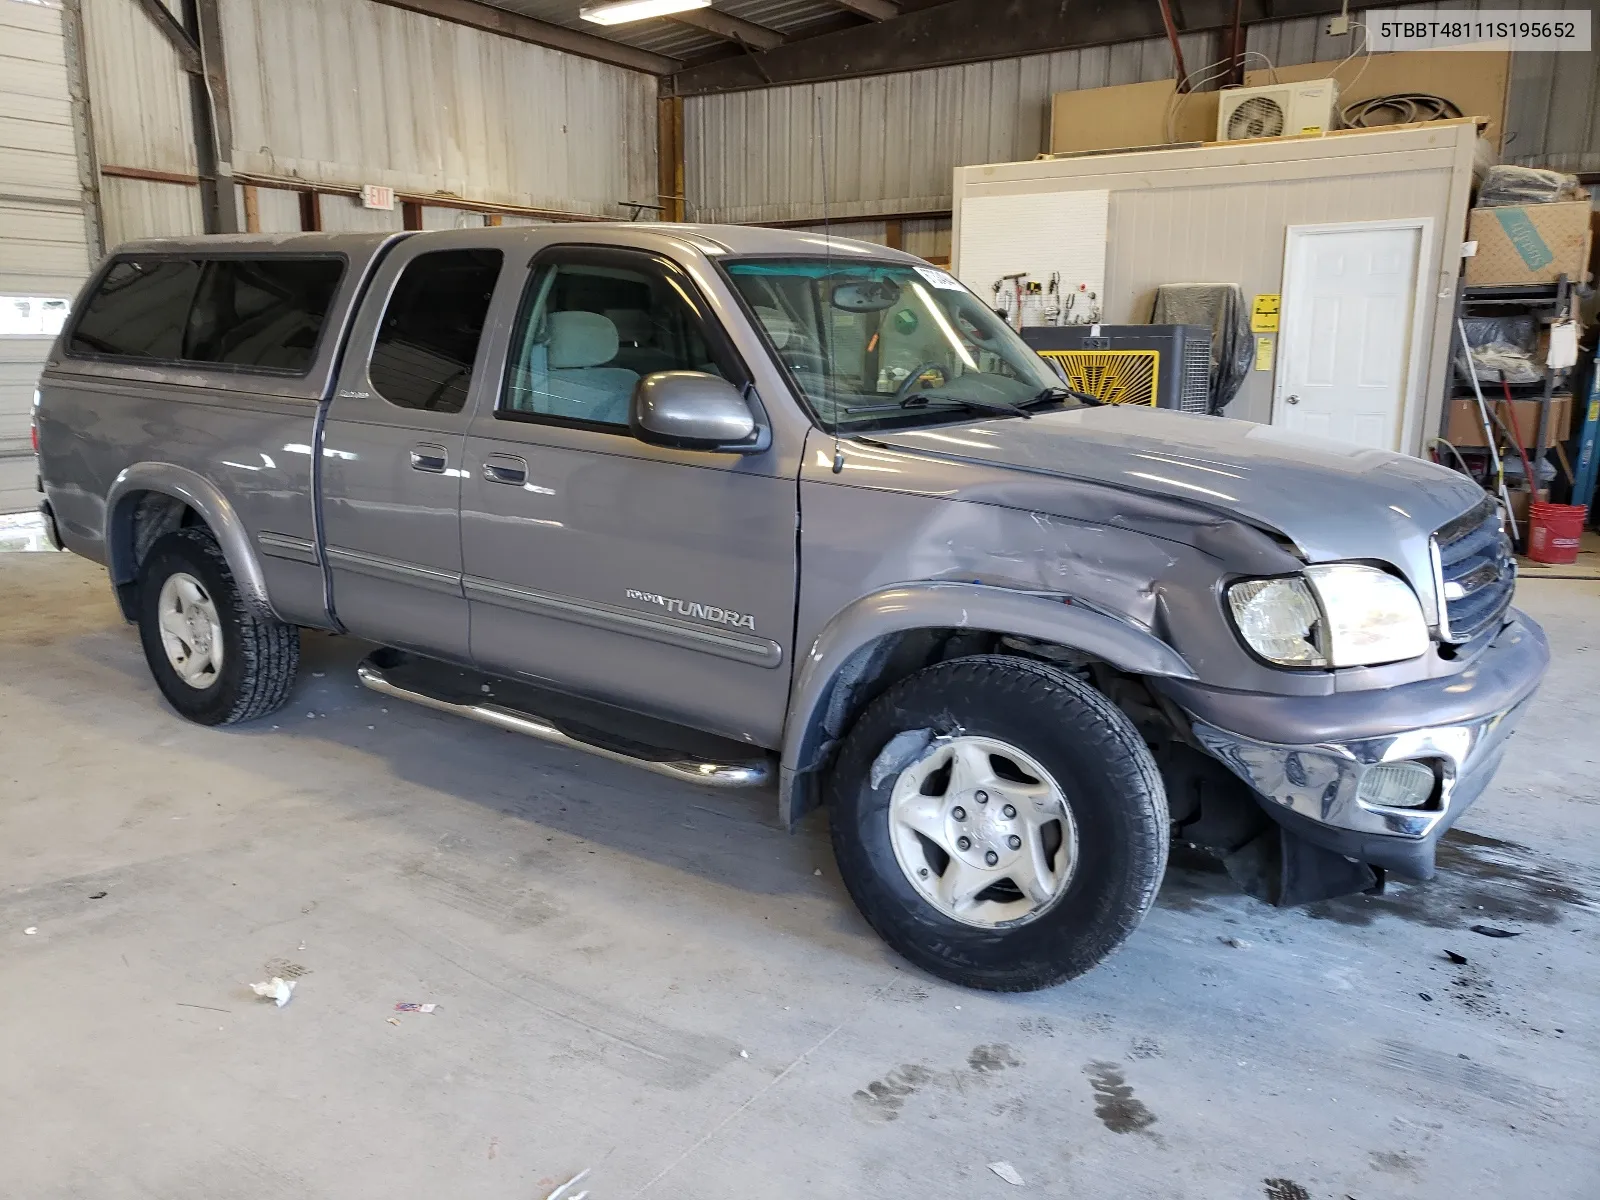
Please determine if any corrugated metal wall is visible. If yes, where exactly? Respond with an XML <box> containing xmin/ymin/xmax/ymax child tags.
<box><xmin>683</xmin><ymin>29</ymin><xmax>1220</xmax><ymax>224</ymax></box>
<box><xmin>686</xmin><ymin>0</ymin><xmax>1600</xmax><ymax>223</ymax></box>
<box><xmin>76</xmin><ymin>0</ymin><xmax>660</xmax><ymax>245</ymax></box>
<box><xmin>222</xmin><ymin>0</ymin><xmax>657</xmax><ymax>218</ymax></box>
<box><xmin>80</xmin><ymin>0</ymin><xmax>202</xmax><ymax>244</ymax></box>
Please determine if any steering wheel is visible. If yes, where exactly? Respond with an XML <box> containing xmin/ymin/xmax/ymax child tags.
<box><xmin>893</xmin><ymin>361</ymin><xmax>948</xmax><ymax>405</ymax></box>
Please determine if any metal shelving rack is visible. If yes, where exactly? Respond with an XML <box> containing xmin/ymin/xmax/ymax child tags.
<box><xmin>1441</xmin><ymin>275</ymin><xmax>1577</xmax><ymax>539</ymax></box>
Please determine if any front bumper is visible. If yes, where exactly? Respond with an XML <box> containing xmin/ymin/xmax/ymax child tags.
<box><xmin>1160</xmin><ymin>611</ymin><xmax>1548</xmax><ymax>879</ymax></box>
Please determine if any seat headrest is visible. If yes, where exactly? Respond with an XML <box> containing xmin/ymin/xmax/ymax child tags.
<box><xmin>547</xmin><ymin>311</ymin><xmax>619</xmax><ymax>369</ymax></box>
<box><xmin>603</xmin><ymin>308</ymin><xmax>653</xmax><ymax>346</ymax></box>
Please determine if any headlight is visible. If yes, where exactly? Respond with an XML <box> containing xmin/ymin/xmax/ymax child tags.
<box><xmin>1227</xmin><ymin>564</ymin><xmax>1429</xmax><ymax>669</ymax></box>
<box><xmin>1227</xmin><ymin>576</ymin><xmax>1325</xmax><ymax>665</ymax></box>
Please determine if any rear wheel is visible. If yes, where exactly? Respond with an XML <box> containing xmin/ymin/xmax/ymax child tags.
<box><xmin>828</xmin><ymin>655</ymin><xmax>1168</xmax><ymax>991</ymax></box>
<box><xmin>136</xmin><ymin>527</ymin><xmax>299</xmax><ymax>725</ymax></box>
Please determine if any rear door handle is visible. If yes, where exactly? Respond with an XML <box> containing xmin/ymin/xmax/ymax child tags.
<box><xmin>410</xmin><ymin>444</ymin><xmax>448</xmax><ymax>473</ymax></box>
<box><xmin>483</xmin><ymin>455</ymin><xmax>529</xmax><ymax>486</ymax></box>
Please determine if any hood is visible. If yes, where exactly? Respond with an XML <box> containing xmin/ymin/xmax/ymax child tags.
<box><xmin>870</xmin><ymin>406</ymin><xmax>1485</xmax><ymax>566</ymax></box>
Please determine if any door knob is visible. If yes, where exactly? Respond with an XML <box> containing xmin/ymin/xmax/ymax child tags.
<box><xmin>1286</xmin><ymin>394</ymin><xmax>1300</xmax><ymax>405</ymax></box>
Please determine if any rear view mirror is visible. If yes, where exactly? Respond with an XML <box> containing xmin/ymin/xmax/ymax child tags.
<box><xmin>632</xmin><ymin>371</ymin><xmax>759</xmax><ymax>452</ymax></box>
<box><xmin>830</xmin><ymin>280</ymin><xmax>901</xmax><ymax>312</ymax></box>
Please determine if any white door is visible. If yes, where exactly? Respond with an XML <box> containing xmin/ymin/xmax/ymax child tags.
<box><xmin>0</xmin><ymin>0</ymin><xmax>97</xmax><ymax>513</ymax></box>
<box><xmin>1276</xmin><ymin>222</ymin><xmax>1427</xmax><ymax>451</ymax></box>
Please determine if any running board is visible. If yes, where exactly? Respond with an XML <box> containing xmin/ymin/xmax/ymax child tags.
<box><xmin>355</xmin><ymin>650</ymin><xmax>771</xmax><ymax>789</ymax></box>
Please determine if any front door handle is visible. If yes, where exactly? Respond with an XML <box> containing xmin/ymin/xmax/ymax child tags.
<box><xmin>410</xmin><ymin>444</ymin><xmax>448</xmax><ymax>473</ymax></box>
<box><xmin>483</xmin><ymin>455</ymin><xmax>529</xmax><ymax>486</ymax></box>
<box><xmin>1285</xmin><ymin>394</ymin><xmax>1301</xmax><ymax>405</ymax></box>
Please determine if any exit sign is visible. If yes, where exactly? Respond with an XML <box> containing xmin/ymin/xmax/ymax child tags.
<box><xmin>360</xmin><ymin>184</ymin><xmax>395</xmax><ymax>211</ymax></box>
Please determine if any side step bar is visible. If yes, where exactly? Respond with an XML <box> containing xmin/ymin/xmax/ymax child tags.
<box><xmin>356</xmin><ymin>652</ymin><xmax>771</xmax><ymax>789</ymax></box>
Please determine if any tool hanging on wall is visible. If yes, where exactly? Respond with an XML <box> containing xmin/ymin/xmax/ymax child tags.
<box><xmin>993</xmin><ymin>272</ymin><xmax>1028</xmax><ymax>330</ymax></box>
<box><xmin>1043</xmin><ymin>273</ymin><xmax>1062</xmax><ymax>326</ymax></box>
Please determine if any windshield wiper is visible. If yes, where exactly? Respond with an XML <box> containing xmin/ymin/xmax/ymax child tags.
<box><xmin>1027</xmin><ymin>385</ymin><xmax>1103</xmax><ymax>408</ymax></box>
<box><xmin>896</xmin><ymin>393</ymin><xmax>1032</xmax><ymax>419</ymax></box>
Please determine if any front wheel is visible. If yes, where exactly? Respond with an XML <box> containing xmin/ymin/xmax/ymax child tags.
<box><xmin>136</xmin><ymin>527</ymin><xmax>299</xmax><ymax>725</ymax></box>
<box><xmin>828</xmin><ymin>656</ymin><xmax>1168</xmax><ymax>991</ymax></box>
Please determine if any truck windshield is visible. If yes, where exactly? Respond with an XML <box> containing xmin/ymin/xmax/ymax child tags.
<box><xmin>724</xmin><ymin>258</ymin><xmax>1076</xmax><ymax>432</ymax></box>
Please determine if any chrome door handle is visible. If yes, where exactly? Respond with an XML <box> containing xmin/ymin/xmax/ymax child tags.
<box><xmin>1285</xmin><ymin>394</ymin><xmax>1300</xmax><ymax>405</ymax></box>
<box><xmin>483</xmin><ymin>456</ymin><xmax>528</xmax><ymax>486</ymax></box>
<box><xmin>410</xmin><ymin>444</ymin><xmax>448</xmax><ymax>473</ymax></box>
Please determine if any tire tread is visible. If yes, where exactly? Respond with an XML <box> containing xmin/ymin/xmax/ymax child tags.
<box><xmin>828</xmin><ymin>654</ymin><xmax>1169</xmax><ymax>992</ymax></box>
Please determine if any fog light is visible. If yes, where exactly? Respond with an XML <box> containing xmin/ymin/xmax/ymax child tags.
<box><xmin>1357</xmin><ymin>761</ymin><xmax>1435</xmax><ymax>809</ymax></box>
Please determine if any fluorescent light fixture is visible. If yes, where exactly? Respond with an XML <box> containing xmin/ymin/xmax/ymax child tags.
<box><xmin>579</xmin><ymin>0</ymin><xmax>710</xmax><ymax>25</ymax></box>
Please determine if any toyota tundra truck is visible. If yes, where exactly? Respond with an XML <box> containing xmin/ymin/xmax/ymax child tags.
<box><xmin>33</xmin><ymin>224</ymin><xmax>1547</xmax><ymax>991</ymax></box>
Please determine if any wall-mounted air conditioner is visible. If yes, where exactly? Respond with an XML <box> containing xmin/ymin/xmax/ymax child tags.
<box><xmin>1217</xmin><ymin>79</ymin><xmax>1340</xmax><ymax>142</ymax></box>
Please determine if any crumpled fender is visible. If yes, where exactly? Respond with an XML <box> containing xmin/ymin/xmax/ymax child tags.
<box><xmin>105</xmin><ymin>462</ymin><xmax>272</xmax><ymax>619</ymax></box>
<box><xmin>778</xmin><ymin>581</ymin><xmax>1196</xmax><ymax>824</ymax></box>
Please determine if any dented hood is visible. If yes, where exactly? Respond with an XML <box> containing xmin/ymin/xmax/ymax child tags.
<box><xmin>870</xmin><ymin>405</ymin><xmax>1486</xmax><ymax>566</ymax></box>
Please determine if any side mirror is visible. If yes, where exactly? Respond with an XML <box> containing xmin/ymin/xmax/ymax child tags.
<box><xmin>631</xmin><ymin>371</ymin><xmax>759</xmax><ymax>452</ymax></box>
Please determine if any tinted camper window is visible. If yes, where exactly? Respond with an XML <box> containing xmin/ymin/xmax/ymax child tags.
<box><xmin>185</xmin><ymin>258</ymin><xmax>344</xmax><ymax>371</ymax></box>
<box><xmin>67</xmin><ymin>255</ymin><xmax>345</xmax><ymax>374</ymax></box>
<box><xmin>69</xmin><ymin>259</ymin><xmax>201</xmax><ymax>361</ymax></box>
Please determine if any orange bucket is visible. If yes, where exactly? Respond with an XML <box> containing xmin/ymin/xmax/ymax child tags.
<box><xmin>1527</xmin><ymin>502</ymin><xmax>1586</xmax><ymax>565</ymax></box>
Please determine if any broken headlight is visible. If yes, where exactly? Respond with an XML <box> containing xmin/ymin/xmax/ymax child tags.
<box><xmin>1227</xmin><ymin>565</ymin><xmax>1429</xmax><ymax>669</ymax></box>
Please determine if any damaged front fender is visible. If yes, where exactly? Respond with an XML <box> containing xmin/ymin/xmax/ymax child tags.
<box><xmin>778</xmin><ymin>581</ymin><xmax>1196</xmax><ymax>826</ymax></box>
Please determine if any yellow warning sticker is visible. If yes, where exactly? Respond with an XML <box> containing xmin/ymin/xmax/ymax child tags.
<box><xmin>1254</xmin><ymin>334</ymin><xmax>1276</xmax><ymax>372</ymax></box>
<box><xmin>1251</xmin><ymin>294</ymin><xmax>1280</xmax><ymax>333</ymax></box>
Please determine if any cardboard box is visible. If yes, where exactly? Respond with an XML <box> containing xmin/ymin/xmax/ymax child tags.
<box><xmin>1049</xmin><ymin>79</ymin><xmax>1217</xmax><ymax>155</ymax></box>
<box><xmin>1446</xmin><ymin>394</ymin><xmax>1572</xmax><ymax>448</ymax></box>
<box><xmin>1506</xmin><ymin>487</ymin><xmax>1547</xmax><ymax>531</ymax></box>
<box><xmin>1465</xmin><ymin>202</ymin><xmax>1594</xmax><ymax>286</ymax></box>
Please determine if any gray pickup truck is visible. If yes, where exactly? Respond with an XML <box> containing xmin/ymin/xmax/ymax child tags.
<box><xmin>35</xmin><ymin>224</ymin><xmax>1547</xmax><ymax>991</ymax></box>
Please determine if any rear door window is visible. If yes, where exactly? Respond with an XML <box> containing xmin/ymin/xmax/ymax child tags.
<box><xmin>69</xmin><ymin>259</ymin><xmax>202</xmax><ymax>361</ymax></box>
<box><xmin>184</xmin><ymin>258</ymin><xmax>344</xmax><ymax>372</ymax></box>
<box><xmin>368</xmin><ymin>249</ymin><xmax>504</xmax><ymax>414</ymax></box>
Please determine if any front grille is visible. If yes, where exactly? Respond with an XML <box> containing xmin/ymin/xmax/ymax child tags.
<box><xmin>1434</xmin><ymin>499</ymin><xmax>1514</xmax><ymax>645</ymax></box>
<box><xmin>1179</xmin><ymin>336</ymin><xmax>1212</xmax><ymax>414</ymax></box>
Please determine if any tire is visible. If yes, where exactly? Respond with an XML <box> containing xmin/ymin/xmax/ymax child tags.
<box><xmin>136</xmin><ymin>527</ymin><xmax>299</xmax><ymax>726</ymax></box>
<box><xmin>828</xmin><ymin>655</ymin><xmax>1168</xmax><ymax>991</ymax></box>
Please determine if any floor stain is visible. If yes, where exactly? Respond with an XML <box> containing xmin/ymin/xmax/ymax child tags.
<box><xmin>1128</xmin><ymin>1036</ymin><xmax>1163</xmax><ymax>1060</ymax></box>
<box><xmin>968</xmin><ymin>1044</ymin><xmax>1020</xmax><ymax>1073</ymax></box>
<box><xmin>1084</xmin><ymin>1062</ymin><xmax>1157</xmax><ymax>1135</ymax></box>
<box><xmin>852</xmin><ymin>1064</ymin><xmax>932</xmax><ymax>1122</ymax></box>
<box><xmin>1262</xmin><ymin>1179</ymin><xmax>1310</xmax><ymax>1200</ymax></box>
<box><xmin>262</xmin><ymin>958</ymin><xmax>310</xmax><ymax>979</ymax></box>
<box><xmin>1305</xmin><ymin>829</ymin><xmax>1590</xmax><ymax>929</ymax></box>
<box><xmin>1370</xmin><ymin>1149</ymin><xmax>1422</xmax><ymax>1177</ymax></box>
<box><xmin>1155</xmin><ymin>843</ymin><xmax>1233</xmax><ymax>913</ymax></box>
<box><xmin>1018</xmin><ymin>1015</ymin><xmax>1056</xmax><ymax>1038</ymax></box>
<box><xmin>1447</xmin><ymin>959</ymin><xmax>1504</xmax><ymax>1018</ymax></box>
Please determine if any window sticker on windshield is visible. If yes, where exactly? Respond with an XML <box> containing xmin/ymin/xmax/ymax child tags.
<box><xmin>913</xmin><ymin>266</ymin><xmax>965</xmax><ymax>291</ymax></box>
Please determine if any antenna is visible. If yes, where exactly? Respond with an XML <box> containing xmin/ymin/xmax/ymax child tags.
<box><xmin>816</xmin><ymin>92</ymin><xmax>843</xmax><ymax>475</ymax></box>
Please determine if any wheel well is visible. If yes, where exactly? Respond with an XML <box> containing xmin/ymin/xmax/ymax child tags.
<box><xmin>793</xmin><ymin>626</ymin><xmax>1267</xmax><ymax>858</ymax></box>
<box><xmin>109</xmin><ymin>490</ymin><xmax>205</xmax><ymax>618</ymax></box>
<box><xmin>791</xmin><ymin>628</ymin><xmax>1138</xmax><ymax>817</ymax></box>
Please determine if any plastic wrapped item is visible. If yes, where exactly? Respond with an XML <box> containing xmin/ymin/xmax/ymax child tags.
<box><xmin>1476</xmin><ymin>164</ymin><xmax>1585</xmax><ymax>207</ymax></box>
<box><xmin>1455</xmin><ymin>315</ymin><xmax>1544</xmax><ymax>385</ymax></box>
<box><xmin>1149</xmin><ymin>284</ymin><xmax>1251</xmax><ymax>414</ymax></box>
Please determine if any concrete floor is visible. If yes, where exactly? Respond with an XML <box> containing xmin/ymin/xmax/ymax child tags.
<box><xmin>2</xmin><ymin>550</ymin><xmax>1597</xmax><ymax>1200</ymax></box>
